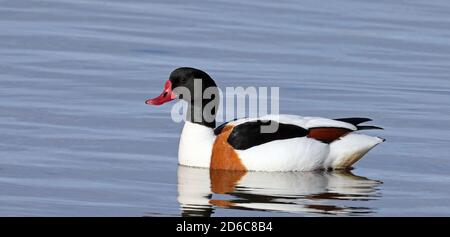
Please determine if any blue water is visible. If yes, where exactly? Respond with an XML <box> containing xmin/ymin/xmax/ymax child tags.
<box><xmin>0</xmin><ymin>0</ymin><xmax>450</xmax><ymax>216</ymax></box>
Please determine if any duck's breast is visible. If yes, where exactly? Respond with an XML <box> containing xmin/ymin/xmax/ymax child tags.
<box><xmin>178</xmin><ymin>121</ymin><xmax>215</xmax><ymax>168</ymax></box>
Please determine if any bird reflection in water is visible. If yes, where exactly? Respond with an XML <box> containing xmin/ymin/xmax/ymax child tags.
<box><xmin>177</xmin><ymin>166</ymin><xmax>382</xmax><ymax>217</ymax></box>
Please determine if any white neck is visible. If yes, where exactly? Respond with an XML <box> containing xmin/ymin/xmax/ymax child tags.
<box><xmin>178</xmin><ymin>121</ymin><xmax>215</xmax><ymax>168</ymax></box>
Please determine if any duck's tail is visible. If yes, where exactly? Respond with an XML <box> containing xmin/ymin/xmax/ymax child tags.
<box><xmin>335</xmin><ymin>117</ymin><xmax>384</xmax><ymax>131</ymax></box>
<box><xmin>325</xmin><ymin>133</ymin><xmax>385</xmax><ymax>169</ymax></box>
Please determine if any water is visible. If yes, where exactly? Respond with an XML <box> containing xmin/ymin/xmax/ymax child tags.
<box><xmin>1</xmin><ymin>0</ymin><xmax>450</xmax><ymax>216</ymax></box>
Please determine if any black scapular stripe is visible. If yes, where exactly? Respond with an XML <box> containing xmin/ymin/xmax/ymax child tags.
<box><xmin>357</xmin><ymin>125</ymin><xmax>384</xmax><ymax>130</ymax></box>
<box><xmin>334</xmin><ymin>117</ymin><xmax>372</xmax><ymax>126</ymax></box>
<box><xmin>227</xmin><ymin>120</ymin><xmax>308</xmax><ymax>150</ymax></box>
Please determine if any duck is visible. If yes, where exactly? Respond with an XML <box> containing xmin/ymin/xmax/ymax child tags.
<box><xmin>145</xmin><ymin>67</ymin><xmax>384</xmax><ymax>172</ymax></box>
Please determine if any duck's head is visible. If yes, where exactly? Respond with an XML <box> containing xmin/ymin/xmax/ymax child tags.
<box><xmin>146</xmin><ymin>67</ymin><xmax>219</xmax><ymax>128</ymax></box>
<box><xmin>145</xmin><ymin>67</ymin><xmax>217</xmax><ymax>105</ymax></box>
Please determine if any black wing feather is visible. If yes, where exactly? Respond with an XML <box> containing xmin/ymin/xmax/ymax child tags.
<box><xmin>356</xmin><ymin>125</ymin><xmax>384</xmax><ymax>130</ymax></box>
<box><xmin>227</xmin><ymin>120</ymin><xmax>308</xmax><ymax>150</ymax></box>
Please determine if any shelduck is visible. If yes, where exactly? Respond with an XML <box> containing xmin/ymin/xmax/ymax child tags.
<box><xmin>146</xmin><ymin>67</ymin><xmax>384</xmax><ymax>172</ymax></box>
